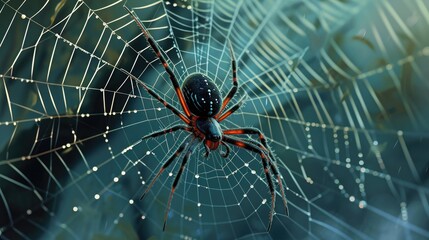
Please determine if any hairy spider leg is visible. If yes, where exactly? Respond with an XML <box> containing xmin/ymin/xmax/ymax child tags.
<box><xmin>140</xmin><ymin>136</ymin><xmax>191</xmax><ymax>200</ymax></box>
<box><xmin>222</xmin><ymin>135</ymin><xmax>277</xmax><ymax>231</ymax></box>
<box><xmin>217</xmin><ymin>96</ymin><xmax>245</xmax><ymax>122</ymax></box>
<box><xmin>163</xmin><ymin>138</ymin><xmax>198</xmax><ymax>231</ymax></box>
<box><xmin>120</xmin><ymin>69</ymin><xmax>190</xmax><ymax>124</ymax></box>
<box><xmin>266</xmin><ymin>156</ymin><xmax>289</xmax><ymax>216</ymax></box>
<box><xmin>142</xmin><ymin>125</ymin><xmax>191</xmax><ymax>140</ymax></box>
<box><xmin>223</xmin><ymin>128</ymin><xmax>289</xmax><ymax>215</ymax></box>
<box><xmin>236</xmin><ymin>138</ymin><xmax>289</xmax><ymax>215</ymax></box>
<box><xmin>124</xmin><ymin>6</ymin><xmax>192</xmax><ymax>118</ymax></box>
<box><xmin>216</xmin><ymin>40</ymin><xmax>238</xmax><ymax>119</ymax></box>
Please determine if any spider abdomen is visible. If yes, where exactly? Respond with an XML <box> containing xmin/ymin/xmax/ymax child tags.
<box><xmin>182</xmin><ymin>73</ymin><xmax>222</xmax><ymax>117</ymax></box>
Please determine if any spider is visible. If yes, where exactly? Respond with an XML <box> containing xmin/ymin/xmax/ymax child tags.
<box><xmin>122</xmin><ymin>6</ymin><xmax>289</xmax><ymax>232</ymax></box>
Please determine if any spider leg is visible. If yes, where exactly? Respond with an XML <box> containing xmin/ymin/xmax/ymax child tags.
<box><xmin>143</xmin><ymin>125</ymin><xmax>191</xmax><ymax>140</ymax></box>
<box><xmin>217</xmin><ymin>96</ymin><xmax>245</xmax><ymax>122</ymax></box>
<box><xmin>223</xmin><ymin>128</ymin><xmax>289</xmax><ymax>215</ymax></box>
<box><xmin>204</xmin><ymin>141</ymin><xmax>229</xmax><ymax>158</ymax></box>
<box><xmin>266</xmin><ymin>155</ymin><xmax>289</xmax><ymax>216</ymax></box>
<box><xmin>163</xmin><ymin>138</ymin><xmax>198</xmax><ymax>231</ymax></box>
<box><xmin>222</xmin><ymin>135</ymin><xmax>276</xmax><ymax>231</ymax></box>
<box><xmin>123</xmin><ymin>6</ymin><xmax>192</xmax><ymax>118</ymax></box>
<box><xmin>140</xmin><ymin>136</ymin><xmax>191</xmax><ymax>200</ymax></box>
<box><xmin>223</xmin><ymin>128</ymin><xmax>270</xmax><ymax>150</ymax></box>
<box><xmin>216</xmin><ymin>40</ymin><xmax>238</xmax><ymax>119</ymax></box>
<box><xmin>220</xmin><ymin>141</ymin><xmax>231</xmax><ymax>158</ymax></box>
<box><xmin>120</xmin><ymin>68</ymin><xmax>190</xmax><ymax>124</ymax></box>
<box><xmin>232</xmin><ymin>139</ymin><xmax>289</xmax><ymax>215</ymax></box>
<box><xmin>203</xmin><ymin>142</ymin><xmax>210</xmax><ymax>158</ymax></box>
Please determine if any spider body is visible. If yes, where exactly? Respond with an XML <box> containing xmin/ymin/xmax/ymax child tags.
<box><xmin>183</xmin><ymin>74</ymin><xmax>224</xmax><ymax>151</ymax></box>
<box><xmin>123</xmin><ymin>6</ymin><xmax>289</xmax><ymax>232</ymax></box>
<box><xmin>182</xmin><ymin>73</ymin><xmax>222</xmax><ymax>117</ymax></box>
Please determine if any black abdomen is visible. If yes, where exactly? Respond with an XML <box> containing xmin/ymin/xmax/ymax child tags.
<box><xmin>182</xmin><ymin>73</ymin><xmax>222</xmax><ymax>117</ymax></box>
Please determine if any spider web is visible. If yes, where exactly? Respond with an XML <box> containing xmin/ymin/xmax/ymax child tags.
<box><xmin>1</xmin><ymin>0</ymin><xmax>429</xmax><ymax>239</ymax></box>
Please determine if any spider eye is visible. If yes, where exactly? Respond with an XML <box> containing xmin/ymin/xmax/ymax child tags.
<box><xmin>212</xmin><ymin>135</ymin><xmax>221</xmax><ymax>141</ymax></box>
<box><xmin>208</xmin><ymin>134</ymin><xmax>221</xmax><ymax>142</ymax></box>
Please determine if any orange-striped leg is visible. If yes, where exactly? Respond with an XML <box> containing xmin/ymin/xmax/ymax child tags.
<box><xmin>163</xmin><ymin>138</ymin><xmax>197</xmax><ymax>231</ymax></box>
<box><xmin>140</xmin><ymin>136</ymin><xmax>191</xmax><ymax>201</ymax></box>
<box><xmin>223</xmin><ymin>128</ymin><xmax>289</xmax><ymax>215</ymax></box>
<box><xmin>222</xmin><ymin>135</ymin><xmax>276</xmax><ymax>231</ymax></box>
<box><xmin>120</xmin><ymin>68</ymin><xmax>190</xmax><ymax>124</ymax></box>
<box><xmin>216</xmin><ymin>40</ymin><xmax>238</xmax><ymax>119</ymax></box>
<box><xmin>217</xmin><ymin>96</ymin><xmax>245</xmax><ymax>122</ymax></box>
<box><xmin>124</xmin><ymin>6</ymin><xmax>192</xmax><ymax>118</ymax></box>
<box><xmin>223</xmin><ymin>128</ymin><xmax>275</xmax><ymax>161</ymax></box>
<box><xmin>142</xmin><ymin>125</ymin><xmax>191</xmax><ymax>140</ymax></box>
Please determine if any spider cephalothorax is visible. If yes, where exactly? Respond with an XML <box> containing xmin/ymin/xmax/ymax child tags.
<box><xmin>122</xmin><ymin>5</ymin><xmax>289</xmax><ymax>232</ymax></box>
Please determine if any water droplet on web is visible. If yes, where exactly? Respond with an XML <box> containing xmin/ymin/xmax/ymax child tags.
<box><xmin>359</xmin><ymin>200</ymin><xmax>367</xmax><ymax>209</ymax></box>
